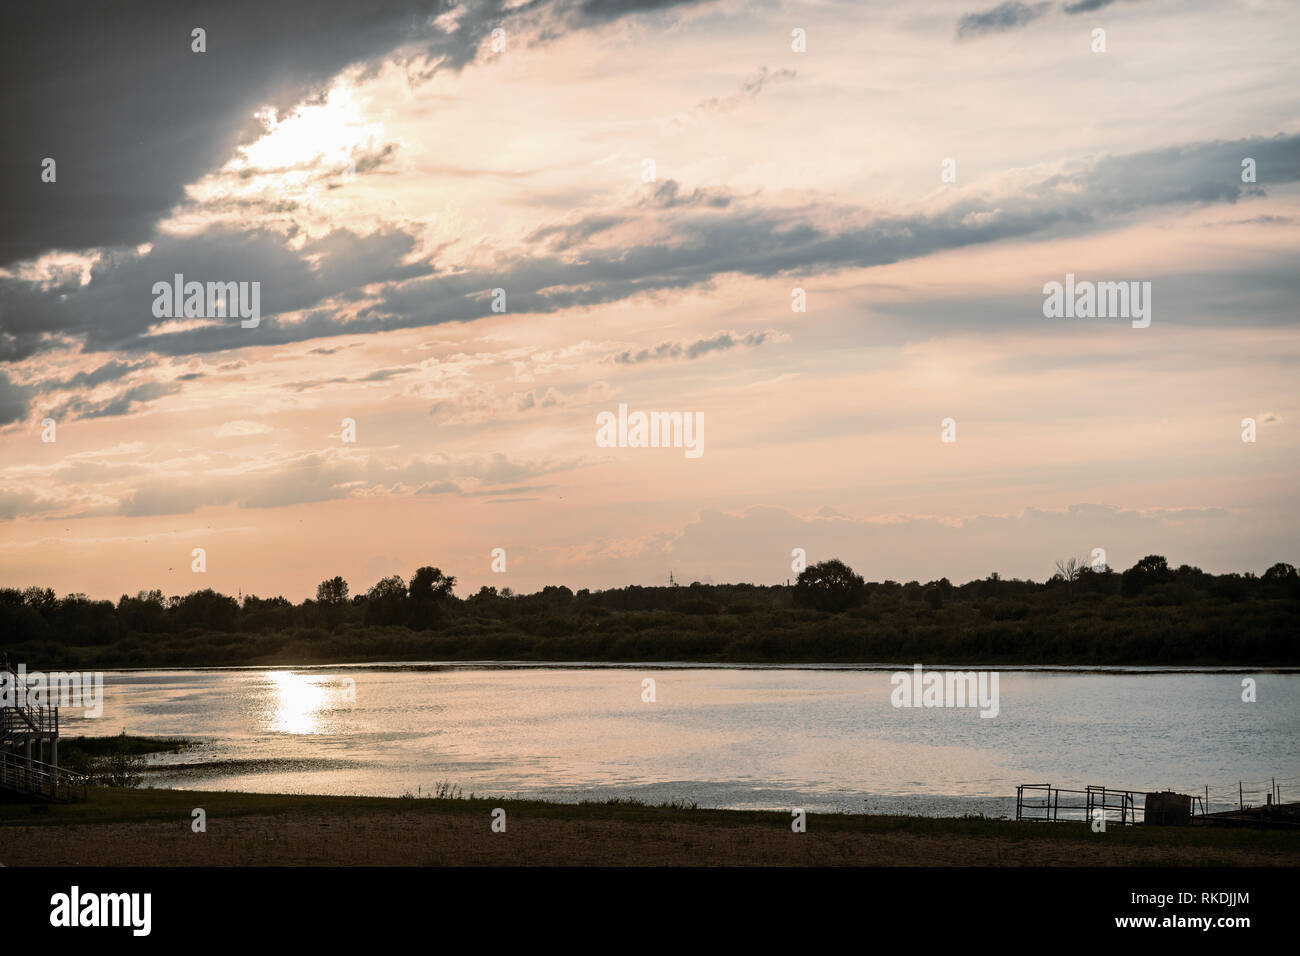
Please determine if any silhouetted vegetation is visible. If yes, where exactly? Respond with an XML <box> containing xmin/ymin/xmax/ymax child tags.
<box><xmin>3</xmin><ymin>734</ymin><xmax>190</xmax><ymax>788</ymax></box>
<box><xmin>2</xmin><ymin>558</ymin><xmax>1296</xmax><ymax>668</ymax></box>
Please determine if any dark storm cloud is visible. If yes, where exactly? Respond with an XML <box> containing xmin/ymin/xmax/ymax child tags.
<box><xmin>0</xmin><ymin>0</ymin><xmax>720</xmax><ymax>267</ymax></box>
<box><xmin>0</xmin><ymin>0</ymin><xmax>458</xmax><ymax>266</ymax></box>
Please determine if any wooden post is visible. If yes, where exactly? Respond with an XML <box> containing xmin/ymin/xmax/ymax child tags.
<box><xmin>1239</xmin><ymin>781</ymin><xmax>1243</xmax><ymax>810</ymax></box>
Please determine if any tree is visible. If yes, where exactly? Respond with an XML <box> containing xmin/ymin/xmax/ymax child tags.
<box><xmin>118</xmin><ymin>589</ymin><xmax>166</xmax><ymax>633</ymax></box>
<box><xmin>315</xmin><ymin>576</ymin><xmax>349</xmax><ymax>628</ymax></box>
<box><xmin>316</xmin><ymin>576</ymin><xmax>349</xmax><ymax>605</ymax></box>
<box><xmin>1122</xmin><ymin>554</ymin><xmax>1172</xmax><ymax>597</ymax></box>
<box><xmin>1262</xmin><ymin>562</ymin><xmax>1298</xmax><ymax>583</ymax></box>
<box><xmin>793</xmin><ymin>559</ymin><xmax>866</xmax><ymax>612</ymax></box>
<box><xmin>1054</xmin><ymin>557</ymin><xmax>1082</xmax><ymax>581</ymax></box>
<box><xmin>1053</xmin><ymin>557</ymin><xmax>1084</xmax><ymax>601</ymax></box>
<box><xmin>364</xmin><ymin>575</ymin><xmax>408</xmax><ymax>626</ymax></box>
<box><xmin>409</xmin><ymin>566</ymin><xmax>455</xmax><ymax>603</ymax></box>
<box><xmin>22</xmin><ymin>586</ymin><xmax>57</xmax><ymax>616</ymax></box>
<box><xmin>408</xmin><ymin>566</ymin><xmax>456</xmax><ymax>628</ymax></box>
<box><xmin>173</xmin><ymin>589</ymin><xmax>239</xmax><ymax>631</ymax></box>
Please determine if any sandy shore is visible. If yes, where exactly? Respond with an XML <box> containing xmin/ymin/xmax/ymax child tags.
<box><xmin>4</xmin><ymin>788</ymin><xmax>1299</xmax><ymax>866</ymax></box>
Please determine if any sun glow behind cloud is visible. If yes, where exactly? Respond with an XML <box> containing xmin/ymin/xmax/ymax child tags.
<box><xmin>169</xmin><ymin>79</ymin><xmax>397</xmax><ymax>241</ymax></box>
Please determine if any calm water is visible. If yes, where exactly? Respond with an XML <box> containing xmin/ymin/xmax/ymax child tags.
<box><xmin>64</xmin><ymin>664</ymin><xmax>1300</xmax><ymax>817</ymax></box>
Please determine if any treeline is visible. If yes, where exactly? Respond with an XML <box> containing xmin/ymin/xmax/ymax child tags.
<box><xmin>2</xmin><ymin>556</ymin><xmax>1297</xmax><ymax>668</ymax></box>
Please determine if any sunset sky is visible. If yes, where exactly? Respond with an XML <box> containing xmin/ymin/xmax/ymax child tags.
<box><xmin>1</xmin><ymin>0</ymin><xmax>1297</xmax><ymax>601</ymax></box>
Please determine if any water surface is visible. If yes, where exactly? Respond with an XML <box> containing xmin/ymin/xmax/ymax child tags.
<box><xmin>64</xmin><ymin>664</ymin><xmax>1299</xmax><ymax>817</ymax></box>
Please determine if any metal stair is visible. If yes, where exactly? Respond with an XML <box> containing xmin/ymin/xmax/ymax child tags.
<box><xmin>1</xmin><ymin>662</ymin><xmax>87</xmax><ymax>801</ymax></box>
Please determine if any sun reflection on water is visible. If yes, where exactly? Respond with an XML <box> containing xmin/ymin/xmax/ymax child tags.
<box><xmin>267</xmin><ymin>671</ymin><xmax>330</xmax><ymax>735</ymax></box>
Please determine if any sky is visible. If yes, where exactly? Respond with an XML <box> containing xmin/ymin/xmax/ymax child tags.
<box><xmin>1</xmin><ymin>0</ymin><xmax>1297</xmax><ymax>602</ymax></box>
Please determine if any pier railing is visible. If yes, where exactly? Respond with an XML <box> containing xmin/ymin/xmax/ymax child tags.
<box><xmin>1015</xmin><ymin>783</ymin><xmax>1147</xmax><ymax>825</ymax></box>
<box><xmin>0</xmin><ymin>750</ymin><xmax>88</xmax><ymax>802</ymax></box>
<box><xmin>0</xmin><ymin>663</ymin><xmax>59</xmax><ymax>742</ymax></box>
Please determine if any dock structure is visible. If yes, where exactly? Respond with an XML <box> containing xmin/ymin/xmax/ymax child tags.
<box><xmin>1016</xmin><ymin>780</ymin><xmax>1300</xmax><ymax>827</ymax></box>
<box><xmin>0</xmin><ymin>662</ymin><xmax>87</xmax><ymax>801</ymax></box>
<box><xmin>1015</xmin><ymin>783</ymin><xmax>1160</xmax><ymax>825</ymax></box>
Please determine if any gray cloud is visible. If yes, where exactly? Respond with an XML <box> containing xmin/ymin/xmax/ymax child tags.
<box><xmin>1063</xmin><ymin>0</ymin><xmax>1120</xmax><ymax>12</ymax></box>
<box><xmin>0</xmin><ymin>224</ymin><xmax>433</xmax><ymax>362</ymax></box>
<box><xmin>956</xmin><ymin>1</ymin><xmax>1051</xmax><ymax>39</ymax></box>
<box><xmin>576</xmin><ymin>0</ymin><xmax>701</xmax><ymax>24</ymax></box>
<box><xmin>613</xmin><ymin>329</ymin><xmax>777</xmax><ymax>364</ymax></box>
<box><xmin>4</xmin><ymin>133</ymin><xmax>1297</xmax><ymax>388</ymax></box>
<box><xmin>46</xmin><ymin>381</ymin><xmax>183</xmax><ymax>422</ymax></box>
<box><xmin>642</xmin><ymin>179</ymin><xmax>734</xmax><ymax>209</ymax></box>
<box><xmin>959</xmin><ymin>0</ymin><xmax>1145</xmax><ymax>39</ymax></box>
<box><xmin>0</xmin><ymin>371</ymin><xmax>32</xmax><ymax>425</ymax></box>
<box><xmin>44</xmin><ymin>360</ymin><xmax>148</xmax><ymax>391</ymax></box>
<box><xmin>694</xmin><ymin>66</ymin><xmax>796</xmax><ymax>114</ymax></box>
<box><xmin>114</xmin><ymin>450</ymin><xmax>577</xmax><ymax>517</ymax></box>
<box><xmin>0</xmin><ymin>0</ymin><xmax>451</xmax><ymax>266</ymax></box>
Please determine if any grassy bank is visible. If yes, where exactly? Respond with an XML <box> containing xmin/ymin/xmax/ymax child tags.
<box><xmin>3</xmin><ymin>786</ymin><xmax>1298</xmax><ymax>866</ymax></box>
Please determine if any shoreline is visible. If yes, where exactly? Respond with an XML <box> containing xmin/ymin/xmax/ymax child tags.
<box><xmin>70</xmin><ymin>660</ymin><xmax>1300</xmax><ymax>675</ymax></box>
<box><xmin>4</xmin><ymin>786</ymin><xmax>1298</xmax><ymax>867</ymax></box>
